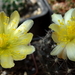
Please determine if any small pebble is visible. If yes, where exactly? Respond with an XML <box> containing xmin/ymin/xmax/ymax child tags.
<box><xmin>1</xmin><ymin>71</ymin><xmax>7</xmax><ymax>75</ymax></box>
<box><xmin>32</xmin><ymin>68</ymin><xmax>35</xmax><ymax>71</ymax></box>
<box><xmin>30</xmin><ymin>0</ymin><xmax>37</xmax><ymax>4</ymax></box>
<box><xmin>33</xmin><ymin>8</ymin><xmax>41</xmax><ymax>15</ymax></box>
<box><xmin>24</xmin><ymin>72</ymin><xmax>27</xmax><ymax>75</ymax></box>
<box><xmin>46</xmin><ymin>55</ymin><xmax>49</xmax><ymax>58</ymax></box>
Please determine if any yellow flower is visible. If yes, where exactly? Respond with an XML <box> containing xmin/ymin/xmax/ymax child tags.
<box><xmin>0</xmin><ymin>11</ymin><xmax>35</xmax><ymax>68</ymax></box>
<box><xmin>49</xmin><ymin>8</ymin><xmax>75</xmax><ymax>61</ymax></box>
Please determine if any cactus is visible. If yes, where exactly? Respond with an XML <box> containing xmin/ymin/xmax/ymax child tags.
<box><xmin>2</xmin><ymin>0</ymin><xmax>26</xmax><ymax>16</ymax></box>
<box><xmin>2</xmin><ymin>0</ymin><xmax>40</xmax><ymax>19</ymax></box>
<box><xmin>32</xmin><ymin>30</ymin><xmax>75</xmax><ymax>75</ymax></box>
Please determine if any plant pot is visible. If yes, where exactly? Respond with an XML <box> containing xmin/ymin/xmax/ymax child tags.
<box><xmin>43</xmin><ymin>0</ymin><xmax>53</xmax><ymax>15</ymax></box>
<box><xmin>19</xmin><ymin>0</ymin><xmax>53</xmax><ymax>38</ymax></box>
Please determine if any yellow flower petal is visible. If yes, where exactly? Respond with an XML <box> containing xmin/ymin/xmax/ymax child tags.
<box><xmin>0</xmin><ymin>12</ymin><xmax>9</xmax><ymax>33</ymax></box>
<box><xmin>49</xmin><ymin>24</ymin><xmax>60</xmax><ymax>33</ymax></box>
<box><xmin>24</xmin><ymin>46</ymin><xmax>35</xmax><ymax>54</ymax></box>
<box><xmin>50</xmin><ymin>43</ymin><xmax>66</xmax><ymax>55</ymax></box>
<box><xmin>6</xmin><ymin>11</ymin><xmax>20</xmax><ymax>33</ymax></box>
<box><xmin>66</xmin><ymin>42</ymin><xmax>75</xmax><ymax>61</ymax></box>
<box><xmin>18</xmin><ymin>33</ymin><xmax>33</xmax><ymax>45</ymax></box>
<box><xmin>57</xmin><ymin>49</ymin><xmax>67</xmax><ymax>59</ymax></box>
<box><xmin>1</xmin><ymin>54</ymin><xmax>14</xmax><ymax>68</ymax></box>
<box><xmin>71</xmin><ymin>9</ymin><xmax>75</xmax><ymax>21</ymax></box>
<box><xmin>52</xmin><ymin>32</ymin><xmax>60</xmax><ymax>43</ymax></box>
<box><xmin>52</xmin><ymin>13</ymin><xmax>63</xmax><ymax>25</ymax></box>
<box><xmin>64</xmin><ymin>8</ymin><xmax>74</xmax><ymax>24</ymax></box>
<box><xmin>13</xmin><ymin>20</ymin><xmax>34</xmax><ymax>36</ymax></box>
<box><xmin>9</xmin><ymin>33</ymin><xmax>33</xmax><ymax>46</ymax></box>
<box><xmin>11</xmin><ymin>45</ymin><xmax>35</xmax><ymax>60</ymax></box>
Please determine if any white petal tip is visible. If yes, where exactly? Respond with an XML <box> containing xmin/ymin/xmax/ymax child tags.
<box><xmin>22</xmin><ymin>19</ymin><xmax>34</xmax><ymax>32</ymax></box>
<box><xmin>31</xmin><ymin>46</ymin><xmax>35</xmax><ymax>53</ymax></box>
<box><xmin>50</xmin><ymin>51</ymin><xmax>55</xmax><ymax>55</ymax></box>
<box><xmin>25</xmin><ymin>19</ymin><xmax>34</xmax><ymax>25</ymax></box>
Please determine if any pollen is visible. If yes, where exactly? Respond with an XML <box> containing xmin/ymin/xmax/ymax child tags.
<box><xmin>3</xmin><ymin>22</ymin><xmax>8</xmax><ymax>25</ymax></box>
<box><xmin>66</xmin><ymin>20</ymin><xmax>75</xmax><ymax>34</ymax></box>
<box><xmin>0</xmin><ymin>33</ymin><xmax>18</xmax><ymax>49</ymax></box>
<box><xmin>12</xmin><ymin>20</ymin><xmax>16</xmax><ymax>24</ymax></box>
<box><xmin>58</xmin><ymin>19</ymin><xmax>64</xmax><ymax>25</ymax></box>
<box><xmin>12</xmin><ymin>29</ymin><xmax>16</xmax><ymax>30</ymax></box>
<box><xmin>58</xmin><ymin>19</ymin><xmax>75</xmax><ymax>43</ymax></box>
<box><xmin>58</xmin><ymin>20</ymin><xmax>60</xmax><ymax>22</ymax></box>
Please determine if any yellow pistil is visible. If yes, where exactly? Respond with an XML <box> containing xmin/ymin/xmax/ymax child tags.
<box><xmin>3</xmin><ymin>22</ymin><xmax>8</xmax><ymax>25</ymax></box>
<box><xmin>12</xmin><ymin>29</ymin><xmax>16</xmax><ymax>30</ymax></box>
<box><xmin>58</xmin><ymin>19</ymin><xmax>64</xmax><ymax>25</ymax></box>
<box><xmin>0</xmin><ymin>34</ymin><xmax>9</xmax><ymax>47</ymax></box>
<box><xmin>66</xmin><ymin>21</ymin><xmax>75</xmax><ymax>38</ymax></box>
<box><xmin>57</xmin><ymin>18</ymin><xmax>75</xmax><ymax>43</ymax></box>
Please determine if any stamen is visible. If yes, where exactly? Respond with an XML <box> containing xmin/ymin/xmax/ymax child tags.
<box><xmin>58</xmin><ymin>19</ymin><xmax>64</xmax><ymax>25</ymax></box>
<box><xmin>3</xmin><ymin>22</ymin><xmax>8</xmax><ymax>25</ymax></box>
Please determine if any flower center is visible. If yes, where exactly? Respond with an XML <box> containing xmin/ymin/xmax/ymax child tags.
<box><xmin>0</xmin><ymin>33</ymin><xmax>10</xmax><ymax>48</ymax></box>
<box><xmin>58</xmin><ymin>18</ymin><xmax>75</xmax><ymax>42</ymax></box>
